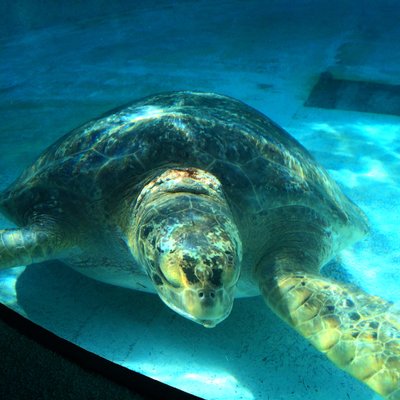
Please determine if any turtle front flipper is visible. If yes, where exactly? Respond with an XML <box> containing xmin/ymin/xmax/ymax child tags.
<box><xmin>0</xmin><ymin>225</ymin><xmax>67</xmax><ymax>270</ymax></box>
<box><xmin>257</xmin><ymin>266</ymin><xmax>400</xmax><ymax>399</ymax></box>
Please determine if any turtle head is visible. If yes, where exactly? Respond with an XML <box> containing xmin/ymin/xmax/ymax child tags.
<box><xmin>129</xmin><ymin>168</ymin><xmax>242</xmax><ymax>328</ymax></box>
<box><xmin>153</xmin><ymin>213</ymin><xmax>241</xmax><ymax>328</ymax></box>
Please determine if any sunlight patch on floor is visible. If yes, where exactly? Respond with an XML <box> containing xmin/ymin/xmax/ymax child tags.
<box><xmin>0</xmin><ymin>267</ymin><xmax>26</xmax><ymax>315</ymax></box>
<box><xmin>123</xmin><ymin>361</ymin><xmax>254</xmax><ymax>400</ymax></box>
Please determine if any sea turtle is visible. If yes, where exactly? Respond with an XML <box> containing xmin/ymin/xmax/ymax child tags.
<box><xmin>0</xmin><ymin>91</ymin><xmax>399</xmax><ymax>398</ymax></box>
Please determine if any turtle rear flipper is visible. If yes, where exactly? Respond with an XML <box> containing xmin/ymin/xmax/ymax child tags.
<box><xmin>258</xmin><ymin>267</ymin><xmax>400</xmax><ymax>399</ymax></box>
<box><xmin>0</xmin><ymin>226</ymin><xmax>65</xmax><ymax>269</ymax></box>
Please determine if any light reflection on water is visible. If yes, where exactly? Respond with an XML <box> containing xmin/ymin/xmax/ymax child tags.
<box><xmin>294</xmin><ymin>115</ymin><xmax>400</xmax><ymax>304</ymax></box>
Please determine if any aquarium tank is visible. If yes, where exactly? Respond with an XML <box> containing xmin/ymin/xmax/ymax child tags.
<box><xmin>0</xmin><ymin>1</ymin><xmax>399</xmax><ymax>399</ymax></box>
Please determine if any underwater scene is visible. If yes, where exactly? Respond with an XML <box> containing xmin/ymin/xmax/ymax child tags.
<box><xmin>0</xmin><ymin>1</ymin><xmax>399</xmax><ymax>399</ymax></box>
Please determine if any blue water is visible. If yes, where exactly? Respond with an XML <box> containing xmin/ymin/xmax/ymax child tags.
<box><xmin>1</xmin><ymin>1</ymin><xmax>399</xmax><ymax>399</ymax></box>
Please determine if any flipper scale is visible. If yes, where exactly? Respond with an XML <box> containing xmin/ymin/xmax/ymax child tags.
<box><xmin>0</xmin><ymin>226</ymin><xmax>65</xmax><ymax>269</ymax></box>
<box><xmin>260</xmin><ymin>269</ymin><xmax>400</xmax><ymax>399</ymax></box>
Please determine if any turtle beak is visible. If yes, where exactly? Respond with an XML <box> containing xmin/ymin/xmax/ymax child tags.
<box><xmin>199</xmin><ymin>319</ymin><xmax>219</xmax><ymax>328</ymax></box>
<box><xmin>158</xmin><ymin>284</ymin><xmax>235</xmax><ymax>328</ymax></box>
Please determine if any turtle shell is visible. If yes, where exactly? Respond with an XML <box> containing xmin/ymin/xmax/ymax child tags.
<box><xmin>0</xmin><ymin>91</ymin><xmax>368</xmax><ymax>267</ymax></box>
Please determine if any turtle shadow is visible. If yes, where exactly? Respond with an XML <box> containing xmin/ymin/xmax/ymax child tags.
<box><xmin>14</xmin><ymin>261</ymin><xmax>372</xmax><ymax>400</ymax></box>
<box><xmin>322</xmin><ymin>258</ymin><xmax>359</xmax><ymax>284</ymax></box>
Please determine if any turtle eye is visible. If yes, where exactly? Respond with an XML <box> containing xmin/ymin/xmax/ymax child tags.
<box><xmin>152</xmin><ymin>273</ymin><xmax>163</xmax><ymax>286</ymax></box>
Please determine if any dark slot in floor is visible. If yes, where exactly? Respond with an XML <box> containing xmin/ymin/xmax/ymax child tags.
<box><xmin>305</xmin><ymin>72</ymin><xmax>400</xmax><ymax>116</ymax></box>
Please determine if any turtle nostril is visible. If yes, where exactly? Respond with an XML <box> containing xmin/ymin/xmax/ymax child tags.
<box><xmin>198</xmin><ymin>289</ymin><xmax>216</xmax><ymax>301</ymax></box>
